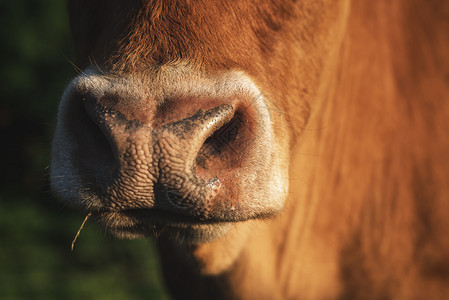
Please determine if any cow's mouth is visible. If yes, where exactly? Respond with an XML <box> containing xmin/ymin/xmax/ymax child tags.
<box><xmin>91</xmin><ymin>209</ymin><xmax>234</xmax><ymax>244</ymax></box>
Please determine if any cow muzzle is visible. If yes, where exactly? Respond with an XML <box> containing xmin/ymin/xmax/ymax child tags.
<box><xmin>84</xmin><ymin>97</ymin><xmax>237</xmax><ymax>214</ymax></box>
<box><xmin>51</xmin><ymin>67</ymin><xmax>289</xmax><ymax>240</ymax></box>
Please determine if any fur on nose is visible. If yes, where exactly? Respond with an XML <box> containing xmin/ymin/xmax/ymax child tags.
<box><xmin>84</xmin><ymin>97</ymin><xmax>236</xmax><ymax>214</ymax></box>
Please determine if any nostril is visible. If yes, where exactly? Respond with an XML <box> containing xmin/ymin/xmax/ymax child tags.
<box><xmin>195</xmin><ymin>110</ymin><xmax>245</xmax><ymax>174</ymax></box>
<box><xmin>83</xmin><ymin>96</ymin><xmax>119</xmax><ymax>154</ymax></box>
<box><xmin>74</xmin><ymin>95</ymin><xmax>117</xmax><ymax>187</ymax></box>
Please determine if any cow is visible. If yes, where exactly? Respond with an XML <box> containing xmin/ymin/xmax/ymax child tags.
<box><xmin>51</xmin><ymin>0</ymin><xmax>449</xmax><ymax>299</ymax></box>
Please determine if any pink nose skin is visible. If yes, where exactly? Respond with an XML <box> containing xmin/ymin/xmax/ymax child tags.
<box><xmin>84</xmin><ymin>96</ymin><xmax>236</xmax><ymax>216</ymax></box>
<box><xmin>51</xmin><ymin>68</ymin><xmax>289</xmax><ymax>235</ymax></box>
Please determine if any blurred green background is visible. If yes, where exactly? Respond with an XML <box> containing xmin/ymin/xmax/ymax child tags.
<box><xmin>0</xmin><ymin>1</ymin><xmax>169</xmax><ymax>299</ymax></box>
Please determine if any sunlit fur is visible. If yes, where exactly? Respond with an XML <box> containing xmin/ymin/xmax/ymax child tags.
<box><xmin>58</xmin><ymin>0</ymin><xmax>449</xmax><ymax>299</ymax></box>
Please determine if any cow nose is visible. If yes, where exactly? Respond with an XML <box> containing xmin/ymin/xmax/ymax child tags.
<box><xmin>83</xmin><ymin>96</ymin><xmax>237</xmax><ymax>214</ymax></box>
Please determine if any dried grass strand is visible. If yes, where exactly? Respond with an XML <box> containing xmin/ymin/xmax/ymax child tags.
<box><xmin>71</xmin><ymin>213</ymin><xmax>92</xmax><ymax>251</ymax></box>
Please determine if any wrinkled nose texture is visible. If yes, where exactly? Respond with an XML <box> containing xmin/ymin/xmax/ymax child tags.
<box><xmin>52</xmin><ymin>69</ymin><xmax>289</xmax><ymax>224</ymax></box>
<box><xmin>84</xmin><ymin>96</ymin><xmax>236</xmax><ymax>216</ymax></box>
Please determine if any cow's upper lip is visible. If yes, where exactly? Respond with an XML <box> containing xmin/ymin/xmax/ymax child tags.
<box><xmin>90</xmin><ymin>207</ymin><xmax>232</xmax><ymax>226</ymax></box>
<box><xmin>87</xmin><ymin>207</ymin><xmax>235</xmax><ymax>243</ymax></box>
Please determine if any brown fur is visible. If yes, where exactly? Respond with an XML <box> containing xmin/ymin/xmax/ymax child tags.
<box><xmin>61</xmin><ymin>0</ymin><xmax>449</xmax><ymax>299</ymax></box>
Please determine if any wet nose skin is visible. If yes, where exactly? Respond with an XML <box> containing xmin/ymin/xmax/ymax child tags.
<box><xmin>84</xmin><ymin>96</ymin><xmax>235</xmax><ymax>216</ymax></box>
<box><xmin>51</xmin><ymin>68</ymin><xmax>289</xmax><ymax>233</ymax></box>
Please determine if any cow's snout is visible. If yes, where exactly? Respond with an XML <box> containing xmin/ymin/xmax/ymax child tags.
<box><xmin>51</xmin><ymin>68</ymin><xmax>289</xmax><ymax>232</ymax></box>
<box><xmin>83</xmin><ymin>93</ymin><xmax>239</xmax><ymax>214</ymax></box>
